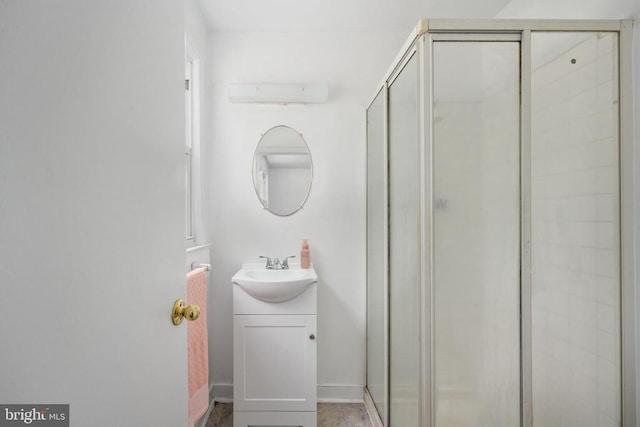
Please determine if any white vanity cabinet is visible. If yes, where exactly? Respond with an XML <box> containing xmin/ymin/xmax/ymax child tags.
<box><xmin>233</xmin><ymin>272</ymin><xmax>317</xmax><ymax>427</ymax></box>
<box><xmin>234</xmin><ymin>314</ymin><xmax>317</xmax><ymax>411</ymax></box>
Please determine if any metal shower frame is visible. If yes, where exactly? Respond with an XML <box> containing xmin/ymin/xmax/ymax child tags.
<box><xmin>364</xmin><ymin>18</ymin><xmax>635</xmax><ymax>427</ymax></box>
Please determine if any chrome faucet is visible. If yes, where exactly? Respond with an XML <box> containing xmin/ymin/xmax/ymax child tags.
<box><xmin>282</xmin><ymin>256</ymin><xmax>295</xmax><ymax>269</ymax></box>
<box><xmin>259</xmin><ymin>255</ymin><xmax>296</xmax><ymax>270</ymax></box>
<box><xmin>259</xmin><ymin>256</ymin><xmax>274</xmax><ymax>269</ymax></box>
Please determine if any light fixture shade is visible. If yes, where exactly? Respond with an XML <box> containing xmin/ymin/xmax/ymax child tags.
<box><xmin>228</xmin><ymin>83</ymin><xmax>328</xmax><ymax>104</ymax></box>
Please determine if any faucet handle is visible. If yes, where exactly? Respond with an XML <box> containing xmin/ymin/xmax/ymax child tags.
<box><xmin>258</xmin><ymin>256</ymin><xmax>274</xmax><ymax>269</ymax></box>
<box><xmin>282</xmin><ymin>255</ymin><xmax>296</xmax><ymax>269</ymax></box>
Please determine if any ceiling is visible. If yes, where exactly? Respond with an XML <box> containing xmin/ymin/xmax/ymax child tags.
<box><xmin>195</xmin><ymin>0</ymin><xmax>639</xmax><ymax>32</ymax></box>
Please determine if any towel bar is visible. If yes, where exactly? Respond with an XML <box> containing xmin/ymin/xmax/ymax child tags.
<box><xmin>190</xmin><ymin>262</ymin><xmax>211</xmax><ymax>272</ymax></box>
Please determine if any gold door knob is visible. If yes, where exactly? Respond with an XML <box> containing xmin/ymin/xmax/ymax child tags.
<box><xmin>172</xmin><ymin>299</ymin><xmax>201</xmax><ymax>325</ymax></box>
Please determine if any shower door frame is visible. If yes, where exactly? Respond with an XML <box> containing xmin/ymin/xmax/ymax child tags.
<box><xmin>365</xmin><ymin>18</ymin><xmax>635</xmax><ymax>427</ymax></box>
<box><xmin>365</xmin><ymin>84</ymin><xmax>390</xmax><ymax>427</ymax></box>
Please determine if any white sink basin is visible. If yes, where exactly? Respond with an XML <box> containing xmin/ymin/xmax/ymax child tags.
<box><xmin>232</xmin><ymin>263</ymin><xmax>318</xmax><ymax>303</ymax></box>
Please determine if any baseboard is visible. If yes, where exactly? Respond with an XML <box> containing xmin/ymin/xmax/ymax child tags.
<box><xmin>318</xmin><ymin>384</ymin><xmax>364</xmax><ymax>402</ymax></box>
<box><xmin>363</xmin><ymin>387</ymin><xmax>383</xmax><ymax>427</ymax></box>
<box><xmin>211</xmin><ymin>383</ymin><xmax>364</xmax><ymax>403</ymax></box>
<box><xmin>211</xmin><ymin>383</ymin><xmax>233</xmax><ymax>402</ymax></box>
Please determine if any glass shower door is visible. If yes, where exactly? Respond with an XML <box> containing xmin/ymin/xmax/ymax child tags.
<box><xmin>388</xmin><ymin>52</ymin><xmax>421</xmax><ymax>427</ymax></box>
<box><xmin>431</xmin><ymin>40</ymin><xmax>521</xmax><ymax>427</ymax></box>
<box><xmin>366</xmin><ymin>88</ymin><xmax>386</xmax><ymax>422</ymax></box>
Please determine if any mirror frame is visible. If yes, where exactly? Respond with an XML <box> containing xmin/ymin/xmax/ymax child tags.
<box><xmin>252</xmin><ymin>125</ymin><xmax>313</xmax><ymax>217</ymax></box>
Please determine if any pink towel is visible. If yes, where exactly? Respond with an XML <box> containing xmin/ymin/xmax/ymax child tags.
<box><xmin>187</xmin><ymin>267</ymin><xmax>209</xmax><ymax>427</ymax></box>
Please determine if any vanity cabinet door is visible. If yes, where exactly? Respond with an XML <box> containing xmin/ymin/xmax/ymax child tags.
<box><xmin>234</xmin><ymin>314</ymin><xmax>317</xmax><ymax>412</ymax></box>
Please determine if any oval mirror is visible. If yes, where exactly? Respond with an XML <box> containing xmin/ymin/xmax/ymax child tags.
<box><xmin>252</xmin><ymin>125</ymin><xmax>313</xmax><ymax>216</ymax></box>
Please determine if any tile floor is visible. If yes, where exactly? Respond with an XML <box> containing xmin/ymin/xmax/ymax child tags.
<box><xmin>205</xmin><ymin>402</ymin><xmax>373</xmax><ymax>427</ymax></box>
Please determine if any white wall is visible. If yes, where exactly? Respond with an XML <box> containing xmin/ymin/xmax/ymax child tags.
<box><xmin>207</xmin><ymin>30</ymin><xmax>405</xmax><ymax>400</ymax></box>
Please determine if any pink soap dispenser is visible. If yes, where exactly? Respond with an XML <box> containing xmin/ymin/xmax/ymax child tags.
<box><xmin>300</xmin><ymin>239</ymin><xmax>311</xmax><ymax>269</ymax></box>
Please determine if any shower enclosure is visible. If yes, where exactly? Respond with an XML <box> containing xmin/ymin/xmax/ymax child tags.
<box><xmin>365</xmin><ymin>19</ymin><xmax>635</xmax><ymax>427</ymax></box>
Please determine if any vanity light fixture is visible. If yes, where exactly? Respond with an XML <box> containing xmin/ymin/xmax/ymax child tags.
<box><xmin>228</xmin><ymin>83</ymin><xmax>328</xmax><ymax>104</ymax></box>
